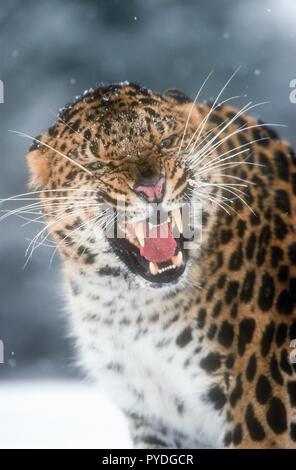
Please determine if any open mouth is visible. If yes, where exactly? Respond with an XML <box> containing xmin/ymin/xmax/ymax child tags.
<box><xmin>107</xmin><ymin>208</ymin><xmax>189</xmax><ymax>284</ymax></box>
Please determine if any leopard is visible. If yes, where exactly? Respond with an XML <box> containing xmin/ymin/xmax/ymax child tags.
<box><xmin>24</xmin><ymin>82</ymin><xmax>296</xmax><ymax>449</ymax></box>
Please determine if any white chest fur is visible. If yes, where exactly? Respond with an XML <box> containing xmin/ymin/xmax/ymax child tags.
<box><xmin>65</xmin><ymin>265</ymin><xmax>225</xmax><ymax>448</ymax></box>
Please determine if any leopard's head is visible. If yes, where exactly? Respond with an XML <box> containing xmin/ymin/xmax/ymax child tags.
<box><xmin>26</xmin><ymin>83</ymin><xmax>211</xmax><ymax>287</ymax></box>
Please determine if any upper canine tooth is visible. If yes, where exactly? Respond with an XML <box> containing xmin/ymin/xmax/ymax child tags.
<box><xmin>171</xmin><ymin>251</ymin><xmax>183</xmax><ymax>267</ymax></box>
<box><xmin>149</xmin><ymin>262</ymin><xmax>158</xmax><ymax>275</ymax></box>
<box><xmin>134</xmin><ymin>221</ymin><xmax>145</xmax><ymax>247</ymax></box>
<box><xmin>172</xmin><ymin>208</ymin><xmax>183</xmax><ymax>233</ymax></box>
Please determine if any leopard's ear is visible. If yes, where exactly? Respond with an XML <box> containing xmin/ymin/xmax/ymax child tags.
<box><xmin>26</xmin><ymin>136</ymin><xmax>50</xmax><ymax>188</ymax></box>
<box><xmin>163</xmin><ymin>88</ymin><xmax>192</xmax><ymax>104</ymax></box>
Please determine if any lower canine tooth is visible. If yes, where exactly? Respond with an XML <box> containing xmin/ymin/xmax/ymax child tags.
<box><xmin>149</xmin><ymin>262</ymin><xmax>158</xmax><ymax>275</ymax></box>
<box><xmin>171</xmin><ymin>251</ymin><xmax>183</xmax><ymax>267</ymax></box>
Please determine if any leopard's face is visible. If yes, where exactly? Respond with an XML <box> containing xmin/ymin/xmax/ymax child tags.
<box><xmin>26</xmin><ymin>84</ymin><xmax>208</xmax><ymax>286</ymax></box>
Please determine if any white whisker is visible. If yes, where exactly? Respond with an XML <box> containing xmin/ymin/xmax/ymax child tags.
<box><xmin>9</xmin><ymin>130</ymin><xmax>94</xmax><ymax>176</ymax></box>
<box><xmin>188</xmin><ymin>100</ymin><xmax>266</xmax><ymax>166</ymax></box>
<box><xmin>184</xmin><ymin>67</ymin><xmax>242</xmax><ymax>155</ymax></box>
<box><xmin>177</xmin><ymin>70</ymin><xmax>213</xmax><ymax>157</ymax></box>
<box><xmin>185</xmin><ymin>93</ymin><xmax>247</xmax><ymax>155</ymax></box>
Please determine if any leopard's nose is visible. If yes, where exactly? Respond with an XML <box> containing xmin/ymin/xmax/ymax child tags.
<box><xmin>134</xmin><ymin>175</ymin><xmax>166</xmax><ymax>203</ymax></box>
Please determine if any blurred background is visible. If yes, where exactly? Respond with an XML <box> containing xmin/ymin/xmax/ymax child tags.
<box><xmin>0</xmin><ymin>0</ymin><xmax>295</xmax><ymax>447</ymax></box>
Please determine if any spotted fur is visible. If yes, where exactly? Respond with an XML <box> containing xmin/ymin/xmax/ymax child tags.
<box><xmin>26</xmin><ymin>83</ymin><xmax>296</xmax><ymax>448</ymax></box>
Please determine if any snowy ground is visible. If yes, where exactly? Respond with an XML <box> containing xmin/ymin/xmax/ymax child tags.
<box><xmin>0</xmin><ymin>380</ymin><xmax>132</xmax><ymax>449</ymax></box>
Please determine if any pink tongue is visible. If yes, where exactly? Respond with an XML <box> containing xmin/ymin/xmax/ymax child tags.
<box><xmin>140</xmin><ymin>223</ymin><xmax>177</xmax><ymax>263</ymax></box>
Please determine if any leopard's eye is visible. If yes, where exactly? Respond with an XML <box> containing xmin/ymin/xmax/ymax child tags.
<box><xmin>88</xmin><ymin>161</ymin><xmax>105</xmax><ymax>170</ymax></box>
<box><xmin>159</xmin><ymin>135</ymin><xmax>176</xmax><ymax>149</ymax></box>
